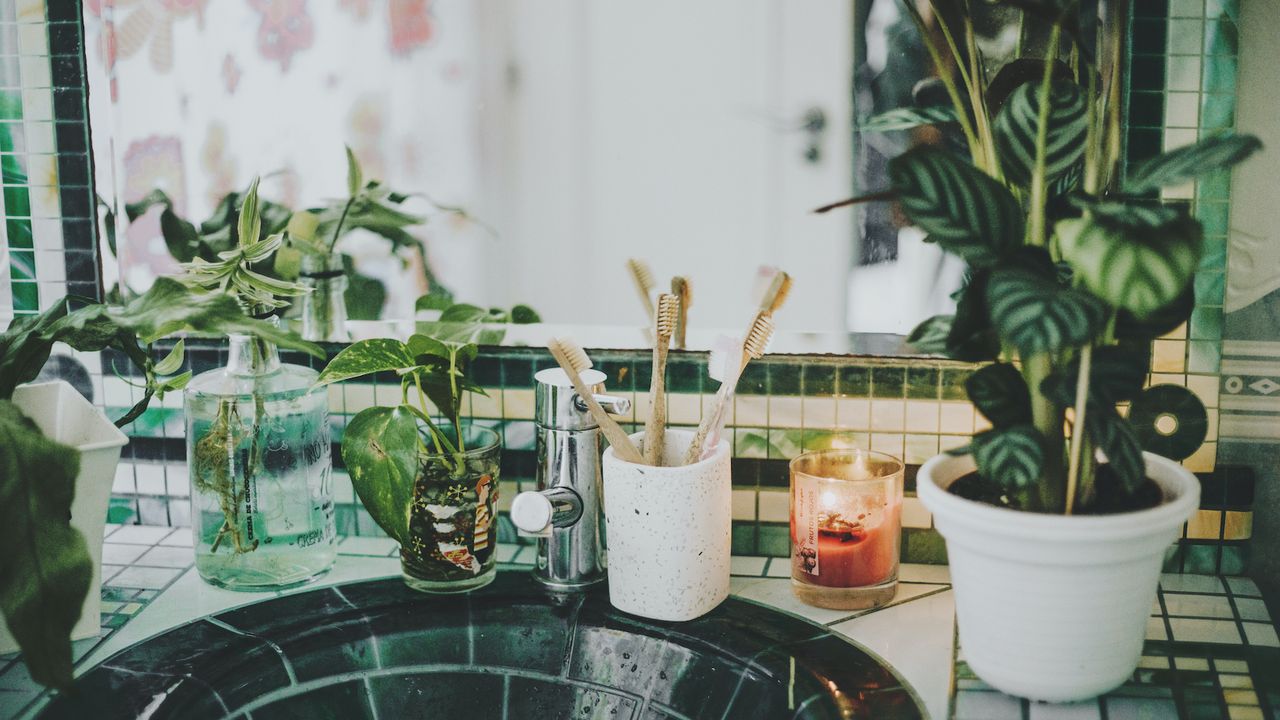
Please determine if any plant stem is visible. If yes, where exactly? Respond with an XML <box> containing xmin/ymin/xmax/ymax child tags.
<box><xmin>1024</xmin><ymin>353</ymin><xmax>1065</xmax><ymax>512</ymax></box>
<box><xmin>899</xmin><ymin>0</ymin><xmax>982</xmax><ymax>164</ymax></box>
<box><xmin>1064</xmin><ymin>344</ymin><xmax>1093</xmax><ymax>514</ymax></box>
<box><xmin>328</xmin><ymin>195</ymin><xmax>356</xmax><ymax>254</ymax></box>
<box><xmin>960</xmin><ymin>1</ymin><xmax>1001</xmax><ymax>179</ymax></box>
<box><xmin>1028</xmin><ymin>22</ymin><xmax>1064</xmax><ymax>248</ymax></box>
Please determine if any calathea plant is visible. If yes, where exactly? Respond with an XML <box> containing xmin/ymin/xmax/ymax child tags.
<box><xmin>0</xmin><ymin>279</ymin><xmax>319</xmax><ymax>688</ymax></box>
<box><xmin>830</xmin><ymin>1</ymin><xmax>1260</xmax><ymax>513</ymax></box>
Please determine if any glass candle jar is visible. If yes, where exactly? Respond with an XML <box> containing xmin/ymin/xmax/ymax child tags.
<box><xmin>790</xmin><ymin>448</ymin><xmax>904</xmax><ymax>610</ymax></box>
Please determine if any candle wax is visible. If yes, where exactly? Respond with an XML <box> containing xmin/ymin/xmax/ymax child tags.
<box><xmin>793</xmin><ymin>501</ymin><xmax>901</xmax><ymax>588</ymax></box>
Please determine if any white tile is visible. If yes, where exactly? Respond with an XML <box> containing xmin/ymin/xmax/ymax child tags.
<box><xmin>1235</xmin><ymin>598</ymin><xmax>1270</xmax><ymax>623</ymax></box>
<box><xmin>107</xmin><ymin>565</ymin><xmax>183</xmax><ymax>590</ymax></box>
<box><xmin>955</xmin><ymin>692</ymin><xmax>1023</xmax><ymax>720</ymax></box>
<box><xmin>1243</xmin><ymin>622</ymin><xmax>1280</xmax><ymax>647</ymax></box>
<box><xmin>1169</xmin><ymin>618</ymin><xmax>1242</xmax><ymax>644</ymax></box>
<box><xmin>1137</xmin><ymin>656</ymin><xmax>1170</xmax><ymax>670</ymax></box>
<box><xmin>1146</xmin><ymin>617</ymin><xmax>1169</xmax><ymax>641</ymax></box>
<box><xmin>135</xmin><ymin>545</ymin><xmax>195</xmax><ymax>569</ymax></box>
<box><xmin>502</xmin><ymin>389</ymin><xmax>535</xmax><ymax>419</ymax></box>
<box><xmin>1216</xmin><ymin>659</ymin><xmax>1250</xmax><ymax>673</ymax></box>
<box><xmin>904</xmin><ymin>400</ymin><xmax>939</xmax><ymax>433</ymax></box>
<box><xmin>733</xmin><ymin>395</ymin><xmax>769</xmax><ymax>426</ymax></box>
<box><xmin>1217</xmin><ymin>674</ymin><xmax>1253</xmax><ymax>690</ymax></box>
<box><xmin>764</xmin><ymin>558</ymin><xmax>791</xmax><ymax>578</ymax></box>
<box><xmin>1160</xmin><ymin>574</ymin><xmax>1224</xmax><ymax>593</ymax></box>
<box><xmin>1163</xmin><ymin>593</ymin><xmax>1234</xmax><ymax>619</ymax></box>
<box><xmin>837</xmin><ymin>398</ymin><xmax>870</xmax><ymax>430</ymax></box>
<box><xmin>757</xmin><ymin>489</ymin><xmax>788</xmax><ymax>523</ymax></box>
<box><xmin>1226</xmin><ymin>576</ymin><xmax>1262</xmax><ymax>597</ymax></box>
<box><xmin>159</xmin><ymin>530</ymin><xmax>194</xmax><ymax>547</ymax></box>
<box><xmin>135</xmin><ymin>463</ymin><xmax>166</xmax><ymax>496</ymax></box>
<box><xmin>730</xmin><ymin>556</ymin><xmax>768</xmax><ymax>577</ymax></box>
<box><xmin>496</xmin><ymin>543</ymin><xmax>521</xmax><ymax>563</ymax></box>
<box><xmin>802</xmin><ymin>396</ymin><xmax>837</xmax><ymax>427</ymax></box>
<box><xmin>103</xmin><ymin>523</ymin><xmax>121</xmax><ymax>538</ymax></box>
<box><xmin>901</xmin><ymin>496</ymin><xmax>932</xmax><ymax>529</ymax></box>
<box><xmin>100</xmin><ymin>542</ymin><xmax>148</xmax><ymax>565</ymax></box>
<box><xmin>939</xmin><ymin>402</ymin><xmax>975</xmax><ymax>434</ymax></box>
<box><xmin>109</xmin><ymin>525</ymin><xmax>177</xmax><ymax>545</ymax></box>
<box><xmin>730</xmin><ymin>577</ymin><xmax>855</xmax><ymax>624</ymax></box>
<box><xmin>668</xmin><ymin>393</ymin><xmax>702</xmax><ymax>425</ymax></box>
<box><xmin>338</xmin><ymin>536</ymin><xmax>400</xmax><ymax>557</ymax></box>
<box><xmin>1029</xmin><ymin>700</ymin><xmax>1104</xmax><ymax>719</ymax></box>
<box><xmin>899</xmin><ymin>563</ymin><xmax>950</xmax><ymax>584</ymax></box>
<box><xmin>870</xmin><ymin>400</ymin><xmax>905</xmax><ymax>431</ymax></box>
<box><xmin>731</xmin><ymin>489</ymin><xmax>756</xmax><ymax>520</ymax></box>
<box><xmin>1173</xmin><ymin>657</ymin><xmax>1210</xmax><ymax>671</ymax></box>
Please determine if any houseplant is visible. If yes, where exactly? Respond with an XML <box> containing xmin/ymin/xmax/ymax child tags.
<box><xmin>826</xmin><ymin>1</ymin><xmax>1262</xmax><ymax>702</ymax></box>
<box><xmin>0</xmin><ymin>278</ymin><xmax>319</xmax><ymax>688</ymax></box>
<box><xmin>316</xmin><ymin>327</ymin><xmax>501</xmax><ymax>593</ymax></box>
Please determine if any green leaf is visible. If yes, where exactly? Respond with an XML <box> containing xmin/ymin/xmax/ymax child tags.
<box><xmin>0</xmin><ymin>401</ymin><xmax>90</xmax><ymax>689</ymax></box>
<box><xmin>152</xmin><ymin>339</ymin><xmax>185</xmax><ymax>375</ymax></box>
<box><xmin>345</xmin><ymin>145</ymin><xmax>363</xmax><ymax>198</ymax></box>
<box><xmin>966</xmin><ymin>363</ymin><xmax>1032</xmax><ymax>427</ymax></box>
<box><xmin>1040</xmin><ymin>345</ymin><xmax>1150</xmax><ymax>408</ymax></box>
<box><xmin>510</xmin><ymin>305</ymin><xmax>541</xmax><ymax>324</ymax></box>
<box><xmin>972</xmin><ymin>425</ymin><xmax>1045</xmax><ymax>490</ymax></box>
<box><xmin>341</xmin><ymin>254</ymin><xmax>387</xmax><ymax>321</ymax></box>
<box><xmin>1124</xmin><ymin>133</ymin><xmax>1263</xmax><ymax>194</ymax></box>
<box><xmin>889</xmin><ymin>147</ymin><xmax>1024</xmax><ymax>266</ymax></box>
<box><xmin>154</xmin><ymin>370</ymin><xmax>192</xmax><ymax>399</ymax></box>
<box><xmin>859</xmin><ymin>105</ymin><xmax>959</xmax><ymax>132</ymax></box>
<box><xmin>1087</xmin><ymin>409</ymin><xmax>1145</xmax><ymax>494</ymax></box>
<box><xmin>906</xmin><ymin>315</ymin><xmax>953</xmax><ymax>354</ymax></box>
<box><xmin>946</xmin><ymin>271</ymin><xmax>1002</xmax><ymax>362</ymax></box>
<box><xmin>438</xmin><ymin>303</ymin><xmax>491</xmax><ymax>324</ymax></box>
<box><xmin>407</xmin><ymin>333</ymin><xmax>451</xmax><ymax>361</ymax></box>
<box><xmin>986</xmin><ymin>267</ymin><xmax>1109</xmax><ymax>354</ymax></box>
<box><xmin>416</xmin><ymin>289</ymin><xmax>455</xmax><ymax>313</ymax></box>
<box><xmin>1068</xmin><ymin>195</ymin><xmax>1181</xmax><ymax>228</ymax></box>
<box><xmin>237</xmin><ymin>177</ymin><xmax>262</xmax><ymax>249</ymax></box>
<box><xmin>1115</xmin><ymin>286</ymin><xmax>1195</xmax><ymax>341</ymax></box>
<box><xmin>1056</xmin><ymin>215</ymin><xmax>1202</xmax><ymax>317</ymax></box>
<box><xmin>340</xmin><ymin>405</ymin><xmax>419</xmax><ymax>543</ymax></box>
<box><xmin>0</xmin><ymin>301</ymin><xmax>71</xmax><ymax>398</ymax></box>
<box><xmin>316</xmin><ymin>338</ymin><xmax>415</xmax><ymax>386</ymax></box>
<box><xmin>993</xmin><ymin>79</ymin><xmax>1088</xmax><ymax>187</ymax></box>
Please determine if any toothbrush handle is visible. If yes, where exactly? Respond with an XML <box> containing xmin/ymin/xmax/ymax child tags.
<box><xmin>643</xmin><ymin>343</ymin><xmax>669</xmax><ymax>465</ymax></box>
<box><xmin>684</xmin><ymin>380</ymin><xmax>731</xmax><ymax>465</ymax></box>
<box><xmin>548</xmin><ymin>346</ymin><xmax>643</xmax><ymax>464</ymax></box>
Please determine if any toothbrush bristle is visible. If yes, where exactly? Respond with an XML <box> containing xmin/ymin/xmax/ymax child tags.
<box><xmin>627</xmin><ymin>258</ymin><xmax>655</xmax><ymax>291</ymax></box>
<box><xmin>655</xmin><ymin>293</ymin><xmax>678</xmax><ymax>337</ymax></box>
<box><xmin>742</xmin><ymin>316</ymin><xmax>775</xmax><ymax>359</ymax></box>
<box><xmin>552</xmin><ymin>337</ymin><xmax>593</xmax><ymax>373</ymax></box>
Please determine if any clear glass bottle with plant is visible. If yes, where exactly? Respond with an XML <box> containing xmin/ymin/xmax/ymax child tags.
<box><xmin>317</xmin><ymin>331</ymin><xmax>501</xmax><ymax>593</ymax></box>
<box><xmin>179</xmin><ymin>178</ymin><xmax>338</xmax><ymax>589</ymax></box>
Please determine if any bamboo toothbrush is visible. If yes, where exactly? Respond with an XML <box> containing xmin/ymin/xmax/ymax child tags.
<box><xmin>671</xmin><ymin>276</ymin><xmax>692</xmax><ymax>350</ymax></box>
<box><xmin>757</xmin><ymin>270</ymin><xmax>793</xmax><ymax>316</ymax></box>
<box><xmin>644</xmin><ymin>294</ymin><xmax>678</xmax><ymax>466</ymax></box>
<box><xmin>547</xmin><ymin>337</ymin><xmax>644</xmax><ymax>464</ymax></box>
<box><xmin>626</xmin><ymin>258</ymin><xmax>656</xmax><ymax>324</ymax></box>
<box><xmin>684</xmin><ymin>314</ymin><xmax>776</xmax><ymax>465</ymax></box>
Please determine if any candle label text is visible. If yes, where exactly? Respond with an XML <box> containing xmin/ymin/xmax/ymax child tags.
<box><xmin>793</xmin><ymin>474</ymin><xmax>821</xmax><ymax>576</ymax></box>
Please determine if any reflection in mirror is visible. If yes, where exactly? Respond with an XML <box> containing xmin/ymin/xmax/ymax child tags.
<box><xmin>82</xmin><ymin>1</ymin><xmax>1119</xmax><ymax>352</ymax></box>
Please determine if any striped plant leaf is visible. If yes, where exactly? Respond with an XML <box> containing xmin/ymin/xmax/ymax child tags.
<box><xmin>1125</xmin><ymin>133</ymin><xmax>1263</xmax><ymax>194</ymax></box>
<box><xmin>993</xmin><ymin>80</ymin><xmax>1088</xmax><ymax>187</ymax></box>
<box><xmin>945</xmin><ymin>270</ymin><xmax>1001</xmax><ymax>362</ymax></box>
<box><xmin>889</xmin><ymin>147</ymin><xmax>1024</xmax><ymax>266</ymax></box>
<box><xmin>972</xmin><ymin>425</ymin><xmax>1045</xmax><ymax>489</ymax></box>
<box><xmin>906</xmin><ymin>315</ymin><xmax>953</xmax><ymax>354</ymax></box>
<box><xmin>966</xmin><ymin>363</ymin><xmax>1032</xmax><ymax>427</ymax></box>
<box><xmin>1115</xmin><ymin>286</ymin><xmax>1195</xmax><ymax>341</ymax></box>
<box><xmin>1039</xmin><ymin>345</ymin><xmax>1149</xmax><ymax>408</ymax></box>
<box><xmin>986</xmin><ymin>268</ymin><xmax>1108</xmax><ymax>354</ymax></box>
<box><xmin>860</xmin><ymin>106</ymin><xmax>959</xmax><ymax>133</ymax></box>
<box><xmin>1055</xmin><ymin>215</ymin><xmax>1203</xmax><ymax>317</ymax></box>
<box><xmin>1087</xmin><ymin>409</ymin><xmax>1145</xmax><ymax>493</ymax></box>
<box><xmin>1069</xmin><ymin>195</ymin><xmax>1181</xmax><ymax>228</ymax></box>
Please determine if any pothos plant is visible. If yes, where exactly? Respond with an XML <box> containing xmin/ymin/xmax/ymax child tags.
<box><xmin>0</xmin><ymin>278</ymin><xmax>319</xmax><ymax>689</ymax></box>
<box><xmin>832</xmin><ymin>0</ymin><xmax>1261</xmax><ymax>513</ymax></box>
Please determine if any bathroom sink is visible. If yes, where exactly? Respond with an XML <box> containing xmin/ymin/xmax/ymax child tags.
<box><xmin>41</xmin><ymin>573</ymin><xmax>923</xmax><ymax>719</ymax></box>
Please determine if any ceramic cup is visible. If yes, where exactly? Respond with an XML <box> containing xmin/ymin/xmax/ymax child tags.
<box><xmin>602</xmin><ymin>429</ymin><xmax>731</xmax><ymax>622</ymax></box>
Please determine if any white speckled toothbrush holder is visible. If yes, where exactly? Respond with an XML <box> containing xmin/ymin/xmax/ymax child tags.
<box><xmin>602</xmin><ymin>429</ymin><xmax>731</xmax><ymax>622</ymax></box>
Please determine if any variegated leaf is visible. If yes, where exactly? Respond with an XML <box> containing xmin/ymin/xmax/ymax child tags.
<box><xmin>986</xmin><ymin>267</ymin><xmax>1108</xmax><ymax>354</ymax></box>
<box><xmin>1055</xmin><ymin>215</ymin><xmax>1202</xmax><ymax>317</ymax></box>
<box><xmin>993</xmin><ymin>80</ymin><xmax>1088</xmax><ymax>187</ymax></box>
<box><xmin>1125</xmin><ymin>133</ymin><xmax>1263</xmax><ymax>194</ymax></box>
<box><xmin>972</xmin><ymin>425</ymin><xmax>1045</xmax><ymax>489</ymax></box>
<box><xmin>966</xmin><ymin>363</ymin><xmax>1032</xmax><ymax>427</ymax></box>
<box><xmin>860</xmin><ymin>105</ymin><xmax>959</xmax><ymax>133</ymax></box>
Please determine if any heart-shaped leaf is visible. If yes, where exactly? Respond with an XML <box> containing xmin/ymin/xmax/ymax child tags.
<box><xmin>1125</xmin><ymin>133</ymin><xmax>1263</xmax><ymax>194</ymax></box>
<box><xmin>316</xmin><ymin>338</ymin><xmax>415</xmax><ymax>386</ymax></box>
<box><xmin>967</xmin><ymin>363</ymin><xmax>1032</xmax><ymax>427</ymax></box>
<box><xmin>986</xmin><ymin>267</ymin><xmax>1109</xmax><ymax>354</ymax></box>
<box><xmin>972</xmin><ymin>425</ymin><xmax>1045</xmax><ymax>489</ymax></box>
<box><xmin>1068</xmin><ymin>195</ymin><xmax>1182</xmax><ymax>228</ymax></box>
<box><xmin>993</xmin><ymin>80</ymin><xmax>1088</xmax><ymax>187</ymax></box>
<box><xmin>340</xmin><ymin>405</ymin><xmax>420</xmax><ymax>543</ymax></box>
<box><xmin>1056</xmin><ymin>215</ymin><xmax>1202</xmax><ymax>317</ymax></box>
<box><xmin>1115</xmin><ymin>286</ymin><xmax>1195</xmax><ymax>341</ymax></box>
<box><xmin>907</xmin><ymin>315</ymin><xmax>954</xmax><ymax>355</ymax></box>
<box><xmin>1086</xmin><ymin>409</ymin><xmax>1145</xmax><ymax>494</ymax></box>
<box><xmin>889</xmin><ymin>147</ymin><xmax>1024</xmax><ymax>266</ymax></box>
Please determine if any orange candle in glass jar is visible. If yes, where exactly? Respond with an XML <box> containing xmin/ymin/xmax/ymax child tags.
<box><xmin>801</xmin><ymin>500</ymin><xmax>901</xmax><ymax>587</ymax></box>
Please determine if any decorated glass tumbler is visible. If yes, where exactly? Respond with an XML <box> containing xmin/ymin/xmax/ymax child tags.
<box><xmin>790</xmin><ymin>448</ymin><xmax>904</xmax><ymax>610</ymax></box>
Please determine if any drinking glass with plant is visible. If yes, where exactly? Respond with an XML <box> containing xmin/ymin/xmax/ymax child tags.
<box><xmin>820</xmin><ymin>1</ymin><xmax>1262</xmax><ymax>701</ymax></box>
<box><xmin>318</xmin><ymin>330</ymin><xmax>501</xmax><ymax>592</ymax></box>
<box><xmin>178</xmin><ymin>177</ymin><xmax>338</xmax><ymax>590</ymax></box>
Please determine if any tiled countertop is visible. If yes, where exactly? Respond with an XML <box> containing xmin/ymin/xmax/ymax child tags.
<box><xmin>1</xmin><ymin>526</ymin><xmax>1277</xmax><ymax>719</ymax></box>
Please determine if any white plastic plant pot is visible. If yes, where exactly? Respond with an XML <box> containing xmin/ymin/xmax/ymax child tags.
<box><xmin>917</xmin><ymin>451</ymin><xmax>1200</xmax><ymax>703</ymax></box>
<box><xmin>0</xmin><ymin>381</ymin><xmax>129</xmax><ymax>653</ymax></box>
<box><xmin>602</xmin><ymin>430</ymin><xmax>731</xmax><ymax>622</ymax></box>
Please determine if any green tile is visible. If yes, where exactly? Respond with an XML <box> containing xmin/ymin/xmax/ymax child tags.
<box><xmin>1189</xmin><ymin>307</ymin><xmax>1222</xmax><ymax>341</ymax></box>
<box><xmin>597</xmin><ymin>359</ymin><xmax>634</xmax><ymax>392</ymax></box>
<box><xmin>666</xmin><ymin>357</ymin><xmax>703</xmax><ymax>393</ymax></box>
<box><xmin>802</xmin><ymin>365</ymin><xmax>836</xmax><ymax>396</ymax></box>
<box><xmin>941</xmin><ymin>368</ymin><xmax>973</xmax><ymax>400</ymax></box>
<box><xmin>1219</xmin><ymin>544</ymin><xmax>1247</xmax><ymax>575</ymax></box>
<box><xmin>1182</xmin><ymin>543</ymin><xmax>1221</xmax><ymax>574</ymax></box>
<box><xmin>631</xmin><ymin>357</ymin><xmax>653</xmax><ymax>390</ymax></box>
<box><xmin>839</xmin><ymin>365</ymin><xmax>870</xmax><ymax>396</ymax></box>
<box><xmin>1206</xmin><ymin>0</ymin><xmax>1238</xmax><ymax>16</ymax></box>
<box><xmin>1200</xmin><ymin>93</ymin><xmax>1235</xmax><ymax>130</ymax></box>
<box><xmin>731</xmin><ymin>522</ymin><xmax>758</xmax><ymax>555</ymax></box>
<box><xmin>901</xmin><ymin>528</ymin><xmax>947</xmax><ymax>564</ymax></box>
<box><xmin>1194</xmin><ymin>270</ymin><xmax>1225</xmax><ymax>306</ymax></box>
<box><xmin>1197</xmin><ymin>169</ymin><xmax>1232</xmax><ymax>201</ymax></box>
<box><xmin>767</xmin><ymin>429</ymin><xmax>803</xmax><ymax>460</ymax></box>
<box><xmin>3</xmin><ymin>185</ymin><xmax>29</xmax><ymax>216</ymax></box>
<box><xmin>1196</xmin><ymin>202</ymin><xmax>1231</xmax><ymax>236</ymax></box>
<box><xmin>1203</xmin><ymin>18</ymin><xmax>1239</xmax><ymax>57</ymax></box>
<box><xmin>736</xmin><ymin>363</ymin><xmax>768</xmax><ymax>395</ymax></box>
<box><xmin>769</xmin><ymin>363</ymin><xmax>801</xmax><ymax>395</ymax></box>
<box><xmin>10</xmin><ymin>280</ymin><xmax>37</xmax><ymax>313</ymax></box>
<box><xmin>906</xmin><ymin>366</ymin><xmax>939</xmax><ymax>400</ymax></box>
<box><xmin>1199</xmin><ymin>235</ymin><xmax>1226</xmax><ymax>272</ymax></box>
<box><xmin>871</xmin><ymin>366</ymin><xmax>906</xmax><ymax>398</ymax></box>
<box><xmin>758</xmin><ymin>524</ymin><xmax>791</xmax><ymax>557</ymax></box>
<box><xmin>502</xmin><ymin>358</ymin><xmax>536</xmax><ymax>388</ymax></box>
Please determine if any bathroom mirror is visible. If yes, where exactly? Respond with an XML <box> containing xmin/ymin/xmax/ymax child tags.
<box><xmin>80</xmin><ymin>1</ymin><xmax>1115</xmax><ymax>352</ymax></box>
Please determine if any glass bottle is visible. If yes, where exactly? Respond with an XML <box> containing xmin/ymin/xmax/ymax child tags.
<box><xmin>184</xmin><ymin>326</ymin><xmax>336</xmax><ymax>589</ymax></box>
<box><xmin>298</xmin><ymin>254</ymin><xmax>350</xmax><ymax>342</ymax></box>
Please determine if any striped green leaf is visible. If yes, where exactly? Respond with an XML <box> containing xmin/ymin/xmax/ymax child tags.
<box><xmin>993</xmin><ymin>80</ymin><xmax>1088</xmax><ymax>187</ymax></box>
<box><xmin>1087</xmin><ymin>409</ymin><xmax>1145</xmax><ymax>494</ymax></box>
<box><xmin>860</xmin><ymin>106</ymin><xmax>959</xmax><ymax>132</ymax></box>
<box><xmin>889</xmin><ymin>147</ymin><xmax>1024</xmax><ymax>266</ymax></box>
<box><xmin>972</xmin><ymin>425</ymin><xmax>1045</xmax><ymax>489</ymax></box>
<box><xmin>1069</xmin><ymin>195</ymin><xmax>1181</xmax><ymax>228</ymax></box>
<box><xmin>1125</xmin><ymin>133</ymin><xmax>1263</xmax><ymax>194</ymax></box>
<box><xmin>986</xmin><ymin>268</ymin><xmax>1108</xmax><ymax>354</ymax></box>
<box><xmin>966</xmin><ymin>363</ymin><xmax>1032</xmax><ymax>427</ymax></box>
<box><xmin>1039</xmin><ymin>345</ymin><xmax>1149</xmax><ymax>408</ymax></box>
<box><xmin>1055</xmin><ymin>215</ymin><xmax>1203</xmax><ymax>317</ymax></box>
<box><xmin>906</xmin><ymin>315</ymin><xmax>953</xmax><ymax>354</ymax></box>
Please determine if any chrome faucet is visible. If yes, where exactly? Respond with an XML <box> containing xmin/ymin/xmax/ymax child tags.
<box><xmin>509</xmin><ymin>367</ymin><xmax>627</xmax><ymax>590</ymax></box>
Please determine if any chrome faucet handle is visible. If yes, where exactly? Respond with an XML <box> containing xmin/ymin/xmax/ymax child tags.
<box><xmin>511</xmin><ymin>487</ymin><xmax>583</xmax><ymax>538</ymax></box>
<box><xmin>580</xmin><ymin>393</ymin><xmax>631</xmax><ymax>416</ymax></box>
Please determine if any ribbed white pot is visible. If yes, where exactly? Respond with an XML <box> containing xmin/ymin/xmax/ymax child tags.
<box><xmin>602</xmin><ymin>430</ymin><xmax>731</xmax><ymax>622</ymax></box>
<box><xmin>0</xmin><ymin>381</ymin><xmax>128</xmax><ymax>654</ymax></box>
<box><xmin>917</xmin><ymin>451</ymin><xmax>1200</xmax><ymax>703</ymax></box>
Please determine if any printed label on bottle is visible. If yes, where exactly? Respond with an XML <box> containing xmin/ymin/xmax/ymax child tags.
<box><xmin>793</xmin><ymin>474</ymin><xmax>820</xmax><ymax>576</ymax></box>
